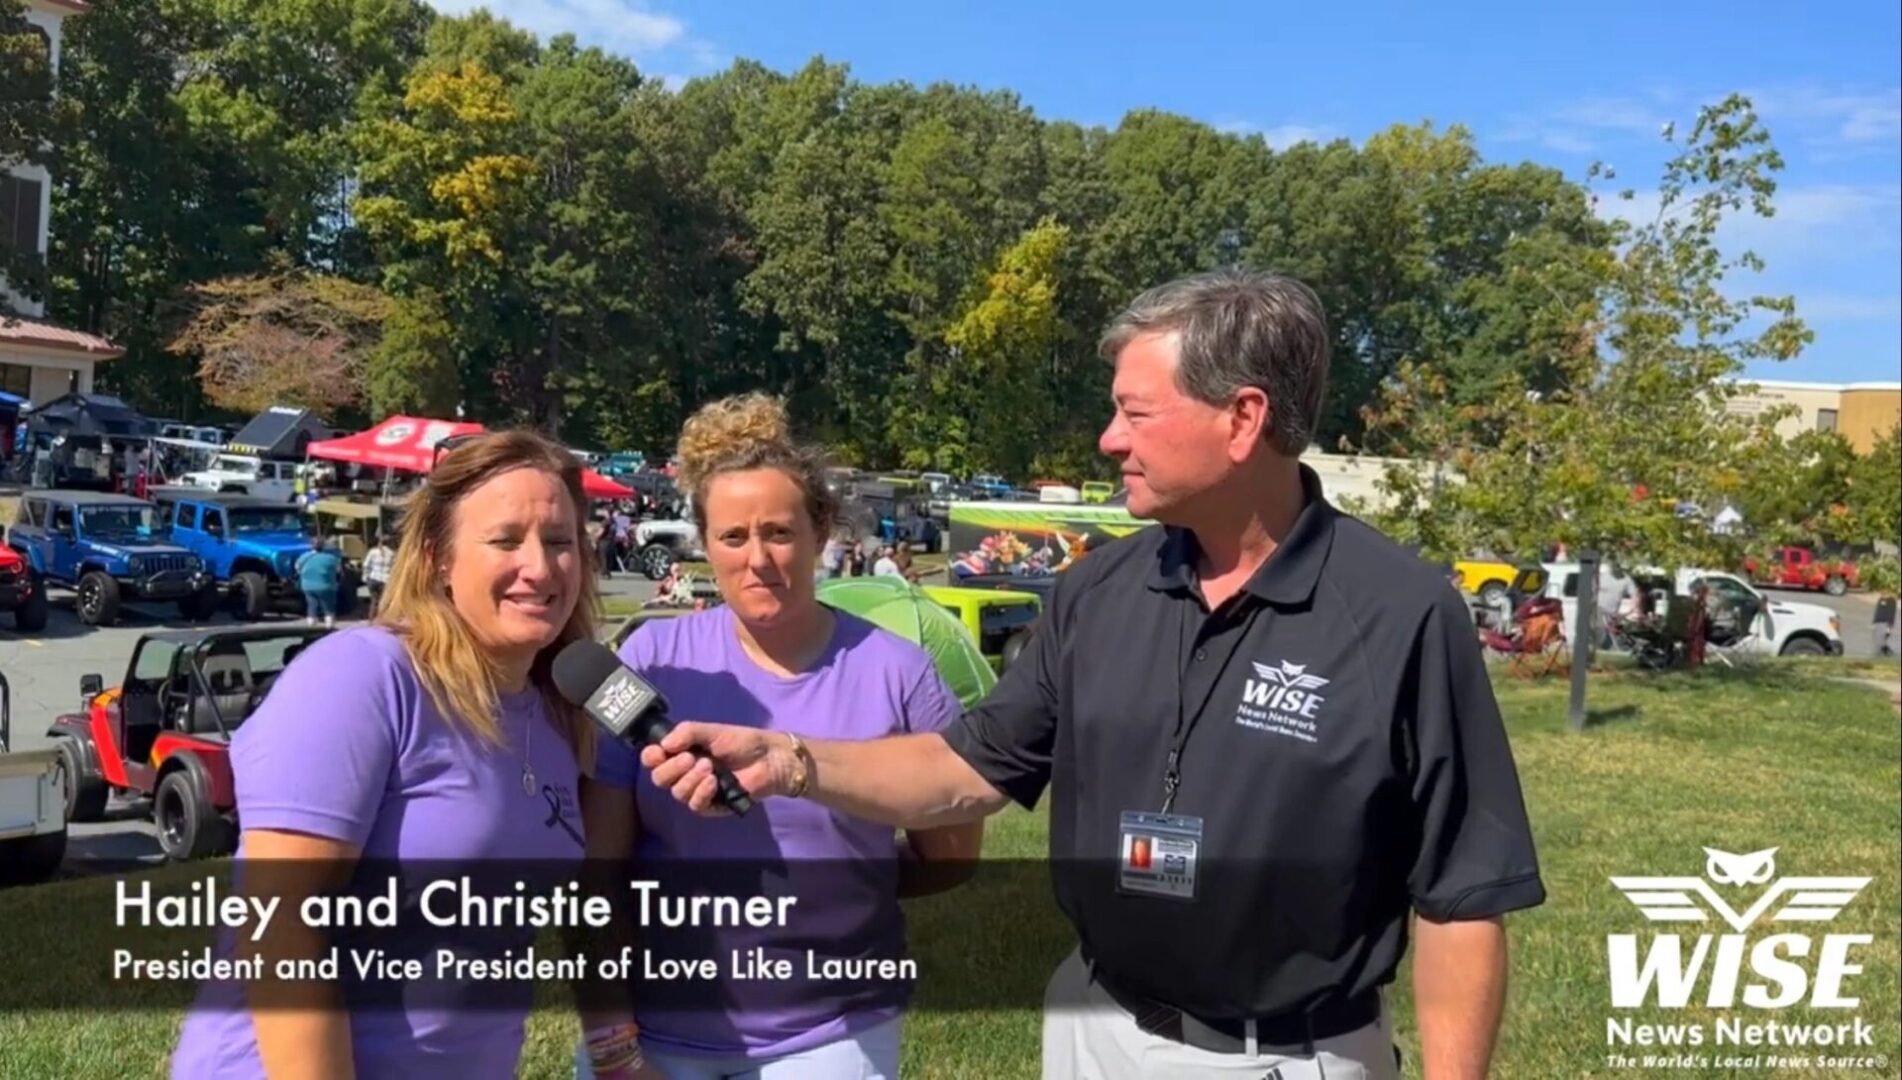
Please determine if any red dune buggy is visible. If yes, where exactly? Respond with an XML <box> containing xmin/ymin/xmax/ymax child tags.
<box><xmin>47</xmin><ymin>626</ymin><xmax>329</xmax><ymax>861</ymax></box>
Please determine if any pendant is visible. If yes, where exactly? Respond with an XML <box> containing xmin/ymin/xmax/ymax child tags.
<box><xmin>521</xmin><ymin>764</ymin><xmax>537</xmax><ymax>796</ymax></box>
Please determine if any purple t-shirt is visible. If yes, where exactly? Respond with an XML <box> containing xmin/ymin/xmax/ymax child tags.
<box><xmin>170</xmin><ymin>627</ymin><xmax>586</xmax><ymax>1080</ymax></box>
<box><xmin>595</xmin><ymin>606</ymin><xmax>960</xmax><ymax>1059</ymax></box>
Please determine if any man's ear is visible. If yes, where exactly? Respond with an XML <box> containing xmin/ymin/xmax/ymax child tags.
<box><xmin>1230</xmin><ymin>388</ymin><xmax>1271</xmax><ymax>459</ymax></box>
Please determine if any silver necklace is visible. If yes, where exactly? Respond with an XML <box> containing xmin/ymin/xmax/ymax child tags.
<box><xmin>521</xmin><ymin>708</ymin><xmax>537</xmax><ymax>796</ymax></box>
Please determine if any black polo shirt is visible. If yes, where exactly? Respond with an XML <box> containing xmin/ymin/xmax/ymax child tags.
<box><xmin>941</xmin><ymin>465</ymin><xmax>1544</xmax><ymax>1022</ymax></box>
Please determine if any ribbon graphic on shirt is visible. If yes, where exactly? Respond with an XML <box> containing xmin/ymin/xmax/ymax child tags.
<box><xmin>542</xmin><ymin>785</ymin><xmax>584</xmax><ymax>849</ymax></box>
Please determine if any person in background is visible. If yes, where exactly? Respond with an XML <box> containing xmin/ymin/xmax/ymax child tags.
<box><xmin>169</xmin><ymin>430</ymin><xmax>597</xmax><ymax>1079</ymax></box>
<box><xmin>589</xmin><ymin>513</ymin><xmax>614</xmax><ymax>580</ymax></box>
<box><xmin>576</xmin><ymin>392</ymin><xmax>981</xmax><ymax>1080</ymax></box>
<box><xmin>362</xmin><ymin>533</ymin><xmax>395</xmax><ymax>616</ymax></box>
<box><xmin>820</xmin><ymin>529</ymin><xmax>848</xmax><ymax>580</ymax></box>
<box><xmin>871</xmin><ymin>543</ymin><xmax>901</xmax><ymax>578</ymax></box>
<box><xmin>295</xmin><ymin>535</ymin><xmax>344</xmax><ymax>628</ymax></box>
<box><xmin>1596</xmin><ymin>560</ymin><xmax>1640</xmax><ymax>647</ymax></box>
<box><xmin>873</xmin><ymin>543</ymin><xmax>922</xmax><ymax>584</ymax></box>
<box><xmin>611</xmin><ymin>505</ymin><xmax>633</xmax><ymax>571</ymax></box>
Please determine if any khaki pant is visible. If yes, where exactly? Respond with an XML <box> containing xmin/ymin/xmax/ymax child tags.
<box><xmin>1041</xmin><ymin>948</ymin><xmax>1400</xmax><ymax>1079</ymax></box>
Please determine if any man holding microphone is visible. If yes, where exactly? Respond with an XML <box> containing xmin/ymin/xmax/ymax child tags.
<box><xmin>640</xmin><ymin>268</ymin><xmax>1545</xmax><ymax>1079</ymax></box>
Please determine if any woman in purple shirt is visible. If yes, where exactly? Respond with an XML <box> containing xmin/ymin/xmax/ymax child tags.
<box><xmin>170</xmin><ymin>430</ymin><xmax>600</xmax><ymax>1080</ymax></box>
<box><xmin>578</xmin><ymin>394</ymin><xmax>983</xmax><ymax>1079</ymax></box>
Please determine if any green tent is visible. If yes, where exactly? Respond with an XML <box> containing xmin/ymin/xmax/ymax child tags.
<box><xmin>818</xmin><ymin>576</ymin><xmax>997</xmax><ymax>709</ymax></box>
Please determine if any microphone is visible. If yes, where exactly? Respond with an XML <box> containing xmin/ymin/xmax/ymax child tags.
<box><xmin>551</xmin><ymin>639</ymin><xmax>754</xmax><ymax>816</ymax></box>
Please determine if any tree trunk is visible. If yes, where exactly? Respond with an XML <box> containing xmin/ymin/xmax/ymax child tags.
<box><xmin>539</xmin><ymin>313</ymin><xmax>563</xmax><ymax>433</ymax></box>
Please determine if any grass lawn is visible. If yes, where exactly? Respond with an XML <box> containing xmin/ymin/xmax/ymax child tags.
<box><xmin>1</xmin><ymin>664</ymin><xmax>1894</xmax><ymax>1078</ymax></box>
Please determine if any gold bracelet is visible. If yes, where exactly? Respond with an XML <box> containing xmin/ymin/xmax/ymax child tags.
<box><xmin>784</xmin><ymin>731</ymin><xmax>813</xmax><ymax>798</ymax></box>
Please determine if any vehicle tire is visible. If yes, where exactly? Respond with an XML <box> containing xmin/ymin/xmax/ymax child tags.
<box><xmin>1478</xmin><ymin>580</ymin><xmax>1509</xmax><ymax>607</ymax></box>
<box><xmin>232</xmin><ymin>571</ymin><xmax>269</xmax><ymax>621</ymax></box>
<box><xmin>640</xmin><ymin>543</ymin><xmax>675</xmax><ymax>581</ymax></box>
<box><xmin>155</xmin><ymin>770</ymin><xmax>233</xmax><ymax>861</ymax></box>
<box><xmin>75</xmin><ymin>571</ymin><xmax>121</xmax><ymax>626</ymax></box>
<box><xmin>1824</xmin><ymin>575</ymin><xmax>1847</xmax><ymax>597</ymax></box>
<box><xmin>14</xmin><ymin>571</ymin><xmax>49</xmax><ymax>632</ymax></box>
<box><xmin>56</xmin><ymin>736</ymin><xmax>108</xmax><ymax>823</ymax></box>
<box><xmin>1001</xmin><ymin>629</ymin><xmax>1030</xmax><ymax>672</ymax></box>
<box><xmin>0</xmin><ymin>830</ymin><xmax>66</xmax><ymax>885</ymax></box>
<box><xmin>1778</xmin><ymin>636</ymin><xmax>1827</xmax><ymax>657</ymax></box>
<box><xmin>178</xmin><ymin>587</ymin><xmax>218</xmax><ymax>622</ymax></box>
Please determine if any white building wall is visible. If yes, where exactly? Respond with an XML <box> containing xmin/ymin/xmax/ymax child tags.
<box><xmin>4</xmin><ymin>4</ymin><xmax>66</xmax><ymax>317</ymax></box>
<box><xmin>22</xmin><ymin>5</ymin><xmax>63</xmax><ymax>75</ymax></box>
<box><xmin>1</xmin><ymin>162</ymin><xmax>54</xmax><ymax>317</ymax></box>
<box><xmin>1</xmin><ymin>346</ymin><xmax>94</xmax><ymax>399</ymax></box>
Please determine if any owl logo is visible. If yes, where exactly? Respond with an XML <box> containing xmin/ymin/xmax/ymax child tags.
<box><xmin>1612</xmin><ymin>847</ymin><xmax>1868</xmax><ymax>933</ymax></box>
<box><xmin>1250</xmin><ymin>660</ymin><xmax>1329</xmax><ymax>691</ymax></box>
<box><xmin>1704</xmin><ymin>846</ymin><xmax>1777</xmax><ymax>885</ymax></box>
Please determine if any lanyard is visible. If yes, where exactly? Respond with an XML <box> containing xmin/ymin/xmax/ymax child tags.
<box><xmin>1161</xmin><ymin>600</ymin><xmax>1251</xmax><ymax>813</ymax></box>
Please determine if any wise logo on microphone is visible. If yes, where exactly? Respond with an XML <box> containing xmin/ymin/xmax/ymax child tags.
<box><xmin>587</xmin><ymin>670</ymin><xmax>659</xmax><ymax>737</ymax></box>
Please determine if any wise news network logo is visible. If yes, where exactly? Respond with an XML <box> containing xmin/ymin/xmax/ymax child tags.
<box><xmin>1601</xmin><ymin>846</ymin><xmax>1887</xmax><ymax>1071</ymax></box>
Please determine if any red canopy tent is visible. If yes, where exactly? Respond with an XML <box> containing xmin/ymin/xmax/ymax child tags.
<box><xmin>307</xmin><ymin>415</ymin><xmax>634</xmax><ymax>499</ymax></box>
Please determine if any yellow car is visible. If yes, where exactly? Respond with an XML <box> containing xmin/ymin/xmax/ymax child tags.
<box><xmin>1453</xmin><ymin>559</ymin><xmax>1521</xmax><ymax>605</ymax></box>
<box><xmin>921</xmin><ymin>584</ymin><xmax>1042</xmax><ymax>673</ymax></box>
<box><xmin>1079</xmin><ymin>481</ymin><xmax>1115</xmax><ymax>504</ymax></box>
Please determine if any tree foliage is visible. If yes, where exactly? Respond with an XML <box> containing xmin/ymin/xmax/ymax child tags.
<box><xmin>29</xmin><ymin>0</ymin><xmax>1878</xmax><ymax>578</ymax></box>
<box><xmin>32</xmin><ymin>1</ymin><xmax>1630</xmax><ymax>464</ymax></box>
<box><xmin>167</xmin><ymin>268</ymin><xmax>391</xmax><ymax>415</ymax></box>
<box><xmin>1361</xmin><ymin>96</ymin><xmax>1817</xmax><ymax>572</ymax></box>
<box><xmin>0</xmin><ymin>0</ymin><xmax>54</xmax><ymax>168</ymax></box>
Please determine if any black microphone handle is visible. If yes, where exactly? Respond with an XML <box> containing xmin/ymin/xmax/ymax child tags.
<box><xmin>630</xmin><ymin>712</ymin><xmax>755</xmax><ymax>816</ymax></box>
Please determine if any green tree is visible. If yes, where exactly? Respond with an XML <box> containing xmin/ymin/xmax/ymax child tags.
<box><xmin>929</xmin><ymin>218</ymin><xmax>1071</xmax><ymax>477</ymax></box>
<box><xmin>1361</xmin><ymin>95</ymin><xmax>1810</xmax><ymax>573</ymax></box>
<box><xmin>353</xmin><ymin>32</ymin><xmax>655</xmax><ymax>432</ymax></box>
<box><xmin>46</xmin><ymin>0</ymin><xmax>429</xmax><ymax>416</ymax></box>
<box><xmin>1845</xmin><ymin>425</ymin><xmax>1901</xmax><ymax>550</ymax></box>
<box><xmin>1732</xmin><ymin>426</ymin><xmax>1860</xmax><ymax>549</ymax></box>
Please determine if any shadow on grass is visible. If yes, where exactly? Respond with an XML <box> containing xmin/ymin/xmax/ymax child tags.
<box><xmin>1581</xmin><ymin>703</ymin><xmax>1640</xmax><ymax>728</ymax></box>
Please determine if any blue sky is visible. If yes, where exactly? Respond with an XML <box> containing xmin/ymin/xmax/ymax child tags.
<box><xmin>436</xmin><ymin>1</ymin><xmax>1901</xmax><ymax>384</ymax></box>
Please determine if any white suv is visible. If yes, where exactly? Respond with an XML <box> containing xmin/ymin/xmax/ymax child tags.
<box><xmin>1544</xmin><ymin>563</ymin><xmax>1843</xmax><ymax>657</ymax></box>
<box><xmin>180</xmin><ymin>454</ymin><xmax>299</xmax><ymax>503</ymax></box>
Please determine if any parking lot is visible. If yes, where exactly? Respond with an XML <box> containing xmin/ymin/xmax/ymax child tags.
<box><xmin>2</xmin><ymin>569</ymin><xmax>1886</xmax><ymax>874</ymax></box>
<box><xmin>1767</xmin><ymin>585</ymin><xmax>1888</xmax><ymax>657</ymax></box>
<box><xmin>0</xmin><ymin>573</ymin><xmax>662</xmax><ymax>872</ymax></box>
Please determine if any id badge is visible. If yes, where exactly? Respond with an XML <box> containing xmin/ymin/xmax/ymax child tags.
<box><xmin>1117</xmin><ymin>810</ymin><xmax>1202</xmax><ymax>901</ymax></box>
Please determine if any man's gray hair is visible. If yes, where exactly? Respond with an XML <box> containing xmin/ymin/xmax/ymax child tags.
<box><xmin>1097</xmin><ymin>268</ymin><xmax>1331</xmax><ymax>456</ymax></box>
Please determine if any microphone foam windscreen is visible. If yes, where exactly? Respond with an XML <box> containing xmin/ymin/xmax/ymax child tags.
<box><xmin>552</xmin><ymin>639</ymin><xmax>623</xmax><ymax>707</ymax></box>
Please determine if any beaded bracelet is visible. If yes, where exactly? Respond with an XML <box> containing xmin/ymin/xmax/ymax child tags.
<box><xmin>585</xmin><ymin>1023</ymin><xmax>643</xmax><ymax>1072</ymax></box>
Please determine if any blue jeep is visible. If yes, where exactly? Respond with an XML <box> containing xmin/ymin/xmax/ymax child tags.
<box><xmin>8</xmin><ymin>491</ymin><xmax>216</xmax><ymax>626</ymax></box>
<box><xmin>148</xmin><ymin>488</ymin><xmax>343</xmax><ymax>620</ymax></box>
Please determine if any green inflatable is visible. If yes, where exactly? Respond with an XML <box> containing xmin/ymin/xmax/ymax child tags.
<box><xmin>818</xmin><ymin>576</ymin><xmax>997</xmax><ymax>709</ymax></box>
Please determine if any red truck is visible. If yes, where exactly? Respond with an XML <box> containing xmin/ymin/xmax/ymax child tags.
<box><xmin>1743</xmin><ymin>546</ymin><xmax>1859</xmax><ymax>597</ymax></box>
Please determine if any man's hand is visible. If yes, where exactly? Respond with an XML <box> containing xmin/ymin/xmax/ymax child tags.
<box><xmin>639</xmin><ymin>723</ymin><xmax>795</xmax><ymax>814</ymax></box>
<box><xmin>643</xmin><ymin>724</ymin><xmax>1009</xmax><ymax>830</ymax></box>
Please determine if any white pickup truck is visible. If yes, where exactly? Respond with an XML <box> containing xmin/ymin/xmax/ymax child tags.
<box><xmin>0</xmin><ymin>673</ymin><xmax>66</xmax><ymax>885</ymax></box>
<box><xmin>180</xmin><ymin>454</ymin><xmax>300</xmax><ymax>503</ymax></box>
<box><xmin>1545</xmin><ymin>562</ymin><xmax>1843</xmax><ymax>657</ymax></box>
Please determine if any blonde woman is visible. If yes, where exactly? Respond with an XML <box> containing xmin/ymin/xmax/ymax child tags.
<box><xmin>171</xmin><ymin>430</ymin><xmax>599</xmax><ymax>1080</ymax></box>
